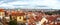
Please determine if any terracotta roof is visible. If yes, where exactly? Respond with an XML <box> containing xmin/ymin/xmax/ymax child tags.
<box><xmin>47</xmin><ymin>16</ymin><xmax>57</xmax><ymax>21</ymax></box>
<box><xmin>11</xmin><ymin>11</ymin><xmax>17</xmax><ymax>16</ymax></box>
<box><xmin>16</xmin><ymin>12</ymin><xmax>25</xmax><ymax>16</ymax></box>
<box><xmin>11</xmin><ymin>11</ymin><xmax>25</xmax><ymax>16</ymax></box>
<box><xmin>0</xmin><ymin>9</ymin><xmax>5</xmax><ymax>12</ymax></box>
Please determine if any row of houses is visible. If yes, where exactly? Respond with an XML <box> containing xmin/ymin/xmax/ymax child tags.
<box><xmin>0</xmin><ymin>8</ymin><xmax>26</xmax><ymax>25</ymax></box>
<box><xmin>0</xmin><ymin>8</ymin><xmax>60</xmax><ymax>25</ymax></box>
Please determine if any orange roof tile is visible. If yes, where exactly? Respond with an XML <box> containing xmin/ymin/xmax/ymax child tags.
<box><xmin>0</xmin><ymin>9</ymin><xmax>5</xmax><ymax>12</ymax></box>
<box><xmin>11</xmin><ymin>11</ymin><xmax>25</xmax><ymax>16</ymax></box>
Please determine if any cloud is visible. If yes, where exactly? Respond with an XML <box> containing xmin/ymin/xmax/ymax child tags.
<box><xmin>7</xmin><ymin>1</ymin><xmax>29</xmax><ymax>5</ymax></box>
<box><xmin>0</xmin><ymin>0</ymin><xmax>60</xmax><ymax>9</ymax></box>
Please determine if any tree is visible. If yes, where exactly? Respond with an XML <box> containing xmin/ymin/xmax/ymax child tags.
<box><xmin>45</xmin><ymin>12</ymin><xmax>52</xmax><ymax>15</ymax></box>
<box><xmin>9</xmin><ymin>19</ymin><xmax>17</xmax><ymax>25</ymax></box>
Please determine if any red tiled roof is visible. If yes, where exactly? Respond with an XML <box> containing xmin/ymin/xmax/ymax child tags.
<box><xmin>0</xmin><ymin>9</ymin><xmax>5</xmax><ymax>12</ymax></box>
<box><xmin>47</xmin><ymin>16</ymin><xmax>57</xmax><ymax>21</ymax></box>
<box><xmin>11</xmin><ymin>11</ymin><xmax>25</xmax><ymax>16</ymax></box>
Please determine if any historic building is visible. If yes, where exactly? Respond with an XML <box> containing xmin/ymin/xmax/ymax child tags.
<box><xmin>0</xmin><ymin>9</ymin><xmax>5</xmax><ymax>19</ymax></box>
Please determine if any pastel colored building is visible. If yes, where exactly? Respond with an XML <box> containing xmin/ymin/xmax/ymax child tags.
<box><xmin>0</xmin><ymin>9</ymin><xmax>5</xmax><ymax>19</ymax></box>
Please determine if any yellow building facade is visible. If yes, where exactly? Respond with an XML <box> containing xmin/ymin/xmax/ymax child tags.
<box><xmin>0</xmin><ymin>9</ymin><xmax>5</xmax><ymax>19</ymax></box>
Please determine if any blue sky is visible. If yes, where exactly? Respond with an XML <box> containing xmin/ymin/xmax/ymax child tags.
<box><xmin>0</xmin><ymin>0</ymin><xmax>60</xmax><ymax>9</ymax></box>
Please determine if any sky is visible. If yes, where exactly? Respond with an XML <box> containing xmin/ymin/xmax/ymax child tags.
<box><xmin>0</xmin><ymin>0</ymin><xmax>60</xmax><ymax>9</ymax></box>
